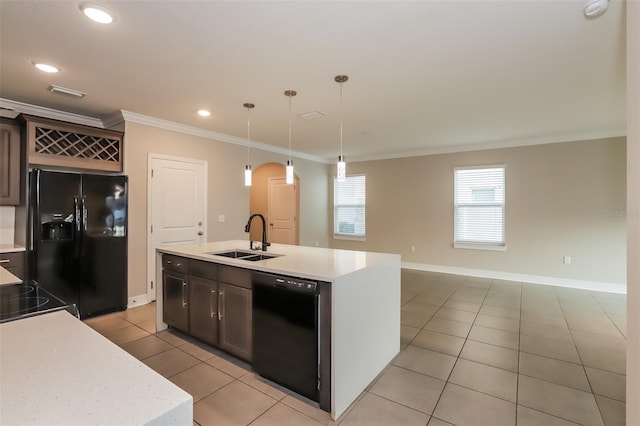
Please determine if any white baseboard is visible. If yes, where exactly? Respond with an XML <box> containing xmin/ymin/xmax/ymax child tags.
<box><xmin>127</xmin><ymin>294</ymin><xmax>151</xmax><ymax>308</ymax></box>
<box><xmin>402</xmin><ymin>262</ymin><xmax>627</xmax><ymax>294</ymax></box>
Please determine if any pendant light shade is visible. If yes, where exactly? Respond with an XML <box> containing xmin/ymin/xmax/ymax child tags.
<box><xmin>284</xmin><ymin>90</ymin><xmax>297</xmax><ymax>185</ymax></box>
<box><xmin>244</xmin><ymin>165</ymin><xmax>252</xmax><ymax>186</ymax></box>
<box><xmin>337</xmin><ymin>155</ymin><xmax>346</xmax><ymax>182</ymax></box>
<box><xmin>335</xmin><ymin>75</ymin><xmax>349</xmax><ymax>183</ymax></box>
<box><xmin>286</xmin><ymin>160</ymin><xmax>294</xmax><ymax>184</ymax></box>
<box><xmin>243</xmin><ymin>103</ymin><xmax>254</xmax><ymax>187</ymax></box>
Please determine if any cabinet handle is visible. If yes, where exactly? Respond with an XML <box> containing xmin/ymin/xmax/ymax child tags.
<box><xmin>182</xmin><ymin>282</ymin><xmax>187</xmax><ymax>308</ymax></box>
<box><xmin>0</xmin><ymin>260</ymin><xmax>10</xmax><ymax>264</ymax></box>
<box><xmin>218</xmin><ymin>290</ymin><xmax>224</xmax><ymax>320</ymax></box>
<box><xmin>210</xmin><ymin>289</ymin><xmax>216</xmax><ymax>318</ymax></box>
<box><xmin>175</xmin><ymin>262</ymin><xmax>182</xmax><ymax>267</ymax></box>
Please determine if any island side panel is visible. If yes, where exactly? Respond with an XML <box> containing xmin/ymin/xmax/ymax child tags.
<box><xmin>156</xmin><ymin>250</ymin><xmax>168</xmax><ymax>332</ymax></box>
<box><xmin>331</xmin><ymin>255</ymin><xmax>401</xmax><ymax>419</ymax></box>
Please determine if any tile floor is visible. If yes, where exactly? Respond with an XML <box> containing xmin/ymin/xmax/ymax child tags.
<box><xmin>85</xmin><ymin>269</ymin><xmax>626</xmax><ymax>426</ymax></box>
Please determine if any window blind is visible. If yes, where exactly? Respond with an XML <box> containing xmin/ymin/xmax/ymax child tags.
<box><xmin>454</xmin><ymin>166</ymin><xmax>505</xmax><ymax>246</ymax></box>
<box><xmin>334</xmin><ymin>175</ymin><xmax>366</xmax><ymax>237</ymax></box>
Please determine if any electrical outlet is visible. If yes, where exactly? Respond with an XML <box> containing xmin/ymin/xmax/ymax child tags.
<box><xmin>410</xmin><ymin>245</ymin><xmax>416</xmax><ymax>253</ymax></box>
<box><xmin>563</xmin><ymin>256</ymin><xmax>571</xmax><ymax>265</ymax></box>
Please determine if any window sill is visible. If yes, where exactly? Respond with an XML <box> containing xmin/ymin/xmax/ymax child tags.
<box><xmin>454</xmin><ymin>242</ymin><xmax>506</xmax><ymax>252</ymax></box>
<box><xmin>333</xmin><ymin>235</ymin><xmax>366</xmax><ymax>242</ymax></box>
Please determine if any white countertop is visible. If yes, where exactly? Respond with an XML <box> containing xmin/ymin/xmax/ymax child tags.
<box><xmin>158</xmin><ymin>240</ymin><xmax>400</xmax><ymax>282</ymax></box>
<box><xmin>0</xmin><ymin>244</ymin><xmax>26</xmax><ymax>253</ymax></box>
<box><xmin>0</xmin><ymin>266</ymin><xmax>21</xmax><ymax>286</ymax></box>
<box><xmin>0</xmin><ymin>311</ymin><xmax>193</xmax><ymax>425</ymax></box>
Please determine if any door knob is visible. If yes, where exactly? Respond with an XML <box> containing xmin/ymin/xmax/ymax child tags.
<box><xmin>198</xmin><ymin>221</ymin><xmax>203</xmax><ymax>226</ymax></box>
<box><xmin>198</xmin><ymin>231</ymin><xmax>204</xmax><ymax>236</ymax></box>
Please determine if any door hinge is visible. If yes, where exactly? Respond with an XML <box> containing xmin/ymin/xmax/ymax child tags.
<box><xmin>150</xmin><ymin>280</ymin><xmax>154</xmax><ymax>290</ymax></box>
<box><xmin>150</xmin><ymin>225</ymin><xmax>153</xmax><ymax>233</ymax></box>
<box><xmin>151</xmin><ymin>169</ymin><xmax>154</xmax><ymax>178</ymax></box>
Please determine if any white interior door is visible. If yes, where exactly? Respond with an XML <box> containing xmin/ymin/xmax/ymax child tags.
<box><xmin>147</xmin><ymin>154</ymin><xmax>207</xmax><ymax>301</ymax></box>
<box><xmin>268</xmin><ymin>177</ymin><xmax>298</xmax><ymax>245</ymax></box>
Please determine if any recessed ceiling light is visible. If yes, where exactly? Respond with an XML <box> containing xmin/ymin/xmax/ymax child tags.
<box><xmin>197</xmin><ymin>110</ymin><xmax>211</xmax><ymax>117</ymax></box>
<box><xmin>584</xmin><ymin>0</ymin><xmax>608</xmax><ymax>17</ymax></box>
<box><xmin>32</xmin><ymin>61</ymin><xmax>60</xmax><ymax>73</ymax></box>
<box><xmin>80</xmin><ymin>3</ymin><xmax>115</xmax><ymax>24</ymax></box>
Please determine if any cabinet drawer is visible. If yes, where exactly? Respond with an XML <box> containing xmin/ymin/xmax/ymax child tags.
<box><xmin>163</xmin><ymin>254</ymin><xmax>189</xmax><ymax>274</ymax></box>
<box><xmin>189</xmin><ymin>259</ymin><xmax>217</xmax><ymax>280</ymax></box>
<box><xmin>219</xmin><ymin>265</ymin><xmax>252</xmax><ymax>289</ymax></box>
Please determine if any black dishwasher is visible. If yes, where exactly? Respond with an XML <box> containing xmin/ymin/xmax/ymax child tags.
<box><xmin>252</xmin><ymin>272</ymin><xmax>319</xmax><ymax>402</ymax></box>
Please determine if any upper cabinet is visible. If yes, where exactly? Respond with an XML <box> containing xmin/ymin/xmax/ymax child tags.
<box><xmin>0</xmin><ymin>118</ymin><xmax>23</xmax><ymax>205</ymax></box>
<box><xmin>20</xmin><ymin>114</ymin><xmax>124</xmax><ymax>173</ymax></box>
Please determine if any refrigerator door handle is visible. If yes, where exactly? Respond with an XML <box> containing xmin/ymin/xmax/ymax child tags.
<box><xmin>74</xmin><ymin>196</ymin><xmax>81</xmax><ymax>232</ymax></box>
<box><xmin>82</xmin><ymin>195</ymin><xmax>88</xmax><ymax>231</ymax></box>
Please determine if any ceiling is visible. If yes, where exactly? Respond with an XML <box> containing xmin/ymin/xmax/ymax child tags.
<box><xmin>0</xmin><ymin>1</ymin><xmax>627</xmax><ymax>163</ymax></box>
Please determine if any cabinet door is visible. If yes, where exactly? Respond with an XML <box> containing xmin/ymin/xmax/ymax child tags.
<box><xmin>0</xmin><ymin>119</ymin><xmax>22</xmax><ymax>205</ymax></box>
<box><xmin>218</xmin><ymin>283</ymin><xmax>252</xmax><ymax>361</ymax></box>
<box><xmin>163</xmin><ymin>271</ymin><xmax>189</xmax><ymax>332</ymax></box>
<box><xmin>189</xmin><ymin>276</ymin><xmax>218</xmax><ymax>345</ymax></box>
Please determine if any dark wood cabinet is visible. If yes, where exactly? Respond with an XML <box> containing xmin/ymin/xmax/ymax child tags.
<box><xmin>163</xmin><ymin>270</ymin><xmax>189</xmax><ymax>332</ymax></box>
<box><xmin>161</xmin><ymin>254</ymin><xmax>253</xmax><ymax>361</ymax></box>
<box><xmin>218</xmin><ymin>282</ymin><xmax>252</xmax><ymax>361</ymax></box>
<box><xmin>0</xmin><ymin>118</ymin><xmax>22</xmax><ymax>205</ymax></box>
<box><xmin>189</xmin><ymin>276</ymin><xmax>218</xmax><ymax>345</ymax></box>
<box><xmin>0</xmin><ymin>251</ymin><xmax>25</xmax><ymax>281</ymax></box>
<box><xmin>218</xmin><ymin>265</ymin><xmax>252</xmax><ymax>361</ymax></box>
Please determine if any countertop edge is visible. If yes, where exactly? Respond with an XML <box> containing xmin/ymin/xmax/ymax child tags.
<box><xmin>157</xmin><ymin>240</ymin><xmax>401</xmax><ymax>282</ymax></box>
<box><xmin>0</xmin><ymin>244</ymin><xmax>26</xmax><ymax>253</ymax></box>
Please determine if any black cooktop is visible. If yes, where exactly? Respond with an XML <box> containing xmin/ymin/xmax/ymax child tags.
<box><xmin>0</xmin><ymin>283</ymin><xmax>75</xmax><ymax>323</ymax></box>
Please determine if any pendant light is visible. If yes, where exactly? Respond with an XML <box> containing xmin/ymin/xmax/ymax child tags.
<box><xmin>243</xmin><ymin>102</ymin><xmax>255</xmax><ymax>187</ymax></box>
<box><xmin>335</xmin><ymin>75</ymin><xmax>349</xmax><ymax>182</ymax></box>
<box><xmin>284</xmin><ymin>90</ymin><xmax>297</xmax><ymax>185</ymax></box>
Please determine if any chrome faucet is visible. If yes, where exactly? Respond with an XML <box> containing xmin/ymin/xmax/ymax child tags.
<box><xmin>244</xmin><ymin>213</ymin><xmax>270</xmax><ymax>251</ymax></box>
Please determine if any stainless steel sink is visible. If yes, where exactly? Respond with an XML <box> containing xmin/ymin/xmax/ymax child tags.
<box><xmin>209</xmin><ymin>250</ymin><xmax>281</xmax><ymax>261</ymax></box>
<box><xmin>212</xmin><ymin>250</ymin><xmax>255</xmax><ymax>259</ymax></box>
<box><xmin>241</xmin><ymin>254</ymin><xmax>278</xmax><ymax>262</ymax></box>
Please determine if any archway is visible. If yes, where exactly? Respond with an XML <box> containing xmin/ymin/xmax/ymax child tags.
<box><xmin>249</xmin><ymin>163</ymin><xmax>300</xmax><ymax>245</ymax></box>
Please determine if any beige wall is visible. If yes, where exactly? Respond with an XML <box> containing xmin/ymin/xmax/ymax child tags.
<box><xmin>627</xmin><ymin>0</ymin><xmax>639</xmax><ymax>422</ymax></box>
<box><xmin>123</xmin><ymin>121</ymin><xmax>329</xmax><ymax>298</ymax></box>
<box><xmin>331</xmin><ymin>137</ymin><xmax>627</xmax><ymax>285</ymax></box>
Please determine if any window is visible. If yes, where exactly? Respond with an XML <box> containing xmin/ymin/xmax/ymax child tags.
<box><xmin>454</xmin><ymin>166</ymin><xmax>505</xmax><ymax>249</ymax></box>
<box><xmin>334</xmin><ymin>175</ymin><xmax>366</xmax><ymax>238</ymax></box>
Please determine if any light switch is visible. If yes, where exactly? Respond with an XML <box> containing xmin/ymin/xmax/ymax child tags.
<box><xmin>218</xmin><ymin>215</ymin><xmax>225</xmax><ymax>223</ymax></box>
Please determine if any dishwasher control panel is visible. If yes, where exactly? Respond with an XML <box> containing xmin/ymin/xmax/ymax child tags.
<box><xmin>274</xmin><ymin>277</ymin><xmax>317</xmax><ymax>293</ymax></box>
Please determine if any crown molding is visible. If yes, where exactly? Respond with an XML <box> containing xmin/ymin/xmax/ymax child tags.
<box><xmin>351</xmin><ymin>129</ymin><xmax>627</xmax><ymax>163</ymax></box>
<box><xmin>102</xmin><ymin>110</ymin><xmax>125</xmax><ymax>128</ymax></box>
<box><xmin>2</xmin><ymin>98</ymin><xmax>624</xmax><ymax>165</ymax></box>
<box><xmin>0</xmin><ymin>98</ymin><xmax>104</xmax><ymax>128</ymax></box>
<box><xmin>120</xmin><ymin>110</ymin><xmax>328</xmax><ymax>164</ymax></box>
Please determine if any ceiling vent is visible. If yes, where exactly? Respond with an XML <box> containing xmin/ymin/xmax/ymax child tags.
<box><xmin>49</xmin><ymin>85</ymin><xmax>86</xmax><ymax>98</ymax></box>
<box><xmin>298</xmin><ymin>111</ymin><xmax>325</xmax><ymax>121</ymax></box>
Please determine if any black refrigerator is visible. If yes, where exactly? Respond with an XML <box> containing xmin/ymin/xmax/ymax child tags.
<box><xmin>29</xmin><ymin>169</ymin><xmax>128</xmax><ymax>319</ymax></box>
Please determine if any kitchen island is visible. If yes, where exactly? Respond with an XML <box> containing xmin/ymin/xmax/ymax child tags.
<box><xmin>156</xmin><ymin>240</ymin><xmax>401</xmax><ymax>420</ymax></box>
<box><xmin>0</xmin><ymin>310</ymin><xmax>193</xmax><ymax>425</ymax></box>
